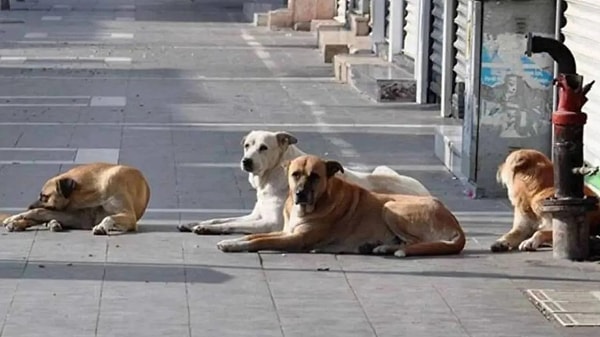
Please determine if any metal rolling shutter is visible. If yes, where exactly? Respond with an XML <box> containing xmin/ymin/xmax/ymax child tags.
<box><xmin>453</xmin><ymin>0</ymin><xmax>468</xmax><ymax>85</ymax></box>
<box><xmin>403</xmin><ymin>0</ymin><xmax>420</xmax><ymax>59</ymax></box>
<box><xmin>428</xmin><ymin>0</ymin><xmax>444</xmax><ymax>101</ymax></box>
<box><xmin>563</xmin><ymin>0</ymin><xmax>600</xmax><ymax>166</ymax></box>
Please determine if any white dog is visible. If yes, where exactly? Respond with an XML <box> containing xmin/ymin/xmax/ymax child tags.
<box><xmin>177</xmin><ymin>130</ymin><xmax>431</xmax><ymax>235</ymax></box>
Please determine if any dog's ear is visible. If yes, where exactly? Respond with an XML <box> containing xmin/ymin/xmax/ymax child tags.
<box><xmin>325</xmin><ymin>160</ymin><xmax>344</xmax><ymax>177</ymax></box>
<box><xmin>57</xmin><ymin>178</ymin><xmax>77</xmax><ymax>199</ymax></box>
<box><xmin>512</xmin><ymin>156</ymin><xmax>531</xmax><ymax>172</ymax></box>
<box><xmin>275</xmin><ymin>132</ymin><xmax>298</xmax><ymax>146</ymax></box>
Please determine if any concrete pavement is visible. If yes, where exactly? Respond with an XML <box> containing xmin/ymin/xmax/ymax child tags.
<box><xmin>0</xmin><ymin>0</ymin><xmax>599</xmax><ymax>336</ymax></box>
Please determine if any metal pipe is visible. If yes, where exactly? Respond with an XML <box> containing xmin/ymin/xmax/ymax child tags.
<box><xmin>526</xmin><ymin>33</ymin><xmax>598</xmax><ymax>261</ymax></box>
<box><xmin>525</xmin><ymin>33</ymin><xmax>576</xmax><ymax>74</ymax></box>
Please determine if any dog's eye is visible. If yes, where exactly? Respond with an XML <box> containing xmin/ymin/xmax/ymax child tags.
<box><xmin>259</xmin><ymin>145</ymin><xmax>268</xmax><ymax>152</ymax></box>
<box><xmin>244</xmin><ymin>144</ymin><xmax>250</xmax><ymax>149</ymax></box>
<box><xmin>39</xmin><ymin>194</ymin><xmax>49</xmax><ymax>202</ymax></box>
<box><xmin>291</xmin><ymin>171</ymin><xmax>301</xmax><ymax>179</ymax></box>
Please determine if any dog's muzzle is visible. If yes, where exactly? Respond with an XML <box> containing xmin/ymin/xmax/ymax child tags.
<box><xmin>294</xmin><ymin>189</ymin><xmax>313</xmax><ymax>205</ymax></box>
<box><xmin>241</xmin><ymin>158</ymin><xmax>253</xmax><ymax>172</ymax></box>
<box><xmin>28</xmin><ymin>200</ymin><xmax>44</xmax><ymax>210</ymax></box>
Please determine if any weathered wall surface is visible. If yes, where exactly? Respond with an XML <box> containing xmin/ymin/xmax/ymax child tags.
<box><xmin>475</xmin><ymin>0</ymin><xmax>556</xmax><ymax>197</ymax></box>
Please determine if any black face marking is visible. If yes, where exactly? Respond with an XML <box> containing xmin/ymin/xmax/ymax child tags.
<box><xmin>39</xmin><ymin>193</ymin><xmax>49</xmax><ymax>202</ymax></box>
<box><xmin>259</xmin><ymin>144</ymin><xmax>268</xmax><ymax>152</ymax></box>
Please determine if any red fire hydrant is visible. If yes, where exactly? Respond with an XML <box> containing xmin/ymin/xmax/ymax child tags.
<box><xmin>526</xmin><ymin>34</ymin><xmax>598</xmax><ymax>261</ymax></box>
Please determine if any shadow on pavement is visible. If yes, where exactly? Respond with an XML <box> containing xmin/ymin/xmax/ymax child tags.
<box><xmin>0</xmin><ymin>259</ymin><xmax>233</xmax><ymax>284</ymax></box>
<box><xmin>0</xmin><ymin>257</ymin><xmax>597</xmax><ymax>283</ymax></box>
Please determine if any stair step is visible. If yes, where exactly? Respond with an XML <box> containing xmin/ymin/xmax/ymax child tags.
<box><xmin>348</xmin><ymin>63</ymin><xmax>416</xmax><ymax>102</ymax></box>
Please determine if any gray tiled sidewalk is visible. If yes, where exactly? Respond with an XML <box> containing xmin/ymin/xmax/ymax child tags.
<box><xmin>0</xmin><ymin>0</ymin><xmax>599</xmax><ymax>336</ymax></box>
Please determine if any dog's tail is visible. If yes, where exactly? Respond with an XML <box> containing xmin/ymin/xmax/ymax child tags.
<box><xmin>371</xmin><ymin>165</ymin><xmax>431</xmax><ymax>196</ymax></box>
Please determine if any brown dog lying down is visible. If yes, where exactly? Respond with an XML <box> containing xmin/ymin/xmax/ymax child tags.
<box><xmin>491</xmin><ymin>149</ymin><xmax>600</xmax><ymax>252</ymax></box>
<box><xmin>2</xmin><ymin>163</ymin><xmax>150</xmax><ymax>234</ymax></box>
<box><xmin>217</xmin><ymin>155</ymin><xmax>465</xmax><ymax>257</ymax></box>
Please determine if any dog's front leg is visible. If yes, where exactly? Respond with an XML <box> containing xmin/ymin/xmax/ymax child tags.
<box><xmin>2</xmin><ymin>208</ymin><xmax>69</xmax><ymax>232</ymax></box>
<box><xmin>217</xmin><ymin>232</ymin><xmax>308</xmax><ymax>253</ymax></box>
<box><xmin>191</xmin><ymin>218</ymin><xmax>280</xmax><ymax>235</ymax></box>
<box><xmin>179</xmin><ymin>213</ymin><xmax>261</xmax><ymax>232</ymax></box>
<box><xmin>491</xmin><ymin>210</ymin><xmax>536</xmax><ymax>252</ymax></box>
<box><xmin>177</xmin><ymin>204</ymin><xmax>262</xmax><ymax>232</ymax></box>
<box><xmin>191</xmin><ymin>205</ymin><xmax>282</xmax><ymax>235</ymax></box>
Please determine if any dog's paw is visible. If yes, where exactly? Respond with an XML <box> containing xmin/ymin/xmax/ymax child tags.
<box><xmin>490</xmin><ymin>241</ymin><xmax>511</xmax><ymax>253</ymax></box>
<box><xmin>47</xmin><ymin>220</ymin><xmax>63</xmax><ymax>232</ymax></box>
<box><xmin>92</xmin><ymin>224</ymin><xmax>108</xmax><ymax>236</ymax></box>
<box><xmin>2</xmin><ymin>215</ymin><xmax>23</xmax><ymax>226</ymax></box>
<box><xmin>518</xmin><ymin>237</ymin><xmax>540</xmax><ymax>251</ymax></box>
<box><xmin>177</xmin><ymin>223</ymin><xmax>193</xmax><ymax>232</ymax></box>
<box><xmin>4</xmin><ymin>219</ymin><xmax>31</xmax><ymax>232</ymax></box>
<box><xmin>393</xmin><ymin>249</ymin><xmax>407</xmax><ymax>258</ymax></box>
<box><xmin>371</xmin><ymin>244</ymin><xmax>402</xmax><ymax>255</ymax></box>
<box><xmin>5</xmin><ymin>222</ymin><xmax>20</xmax><ymax>232</ymax></box>
<box><xmin>217</xmin><ymin>239</ymin><xmax>247</xmax><ymax>252</ymax></box>
<box><xmin>193</xmin><ymin>224</ymin><xmax>228</xmax><ymax>235</ymax></box>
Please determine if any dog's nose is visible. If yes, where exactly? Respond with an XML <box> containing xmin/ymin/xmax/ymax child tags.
<box><xmin>242</xmin><ymin>158</ymin><xmax>253</xmax><ymax>171</ymax></box>
<box><xmin>295</xmin><ymin>190</ymin><xmax>308</xmax><ymax>204</ymax></box>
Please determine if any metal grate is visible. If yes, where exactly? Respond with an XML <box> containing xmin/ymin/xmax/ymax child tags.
<box><xmin>527</xmin><ymin>289</ymin><xmax>600</xmax><ymax>327</ymax></box>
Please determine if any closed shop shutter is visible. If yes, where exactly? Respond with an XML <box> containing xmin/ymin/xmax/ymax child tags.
<box><xmin>563</xmin><ymin>0</ymin><xmax>600</xmax><ymax>166</ymax></box>
<box><xmin>453</xmin><ymin>0</ymin><xmax>469</xmax><ymax>85</ymax></box>
<box><xmin>428</xmin><ymin>0</ymin><xmax>444</xmax><ymax>101</ymax></box>
<box><xmin>403</xmin><ymin>0</ymin><xmax>421</xmax><ymax>59</ymax></box>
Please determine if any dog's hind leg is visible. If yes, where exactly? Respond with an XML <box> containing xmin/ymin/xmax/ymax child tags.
<box><xmin>518</xmin><ymin>216</ymin><xmax>553</xmax><ymax>251</ymax></box>
<box><xmin>397</xmin><ymin>239</ymin><xmax>465</xmax><ymax>257</ymax></box>
<box><xmin>92</xmin><ymin>212</ymin><xmax>137</xmax><ymax>235</ymax></box>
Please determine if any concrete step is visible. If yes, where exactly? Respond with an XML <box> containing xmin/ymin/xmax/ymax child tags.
<box><xmin>311</xmin><ymin>19</ymin><xmax>344</xmax><ymax>32</ymax></box>
<box><xmin>333</xmin><ymin>53</ymin><xmax>386</xmax><ymax>83</ymax></box>
<box><xmin>348</xmin><ymin>63</ymin><xmax>416</xmax><ymax>102</ymax></box>
<box><xmin>317</xmin><ymin>27</ymin><xmax>372</xmax><ymax>63</ymax></box>
<box><xmin>242</xmin><ymin>1</ymin><xmax>286</xmax><ymax>23</ymax></box>
<box><xmin>434</xmin><ymin>123</ymin><xmax>463</xmax><ymax>181</ymax></box>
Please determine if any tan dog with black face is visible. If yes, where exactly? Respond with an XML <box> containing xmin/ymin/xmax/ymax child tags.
<box><xmin>1</xmin><ymin>163</ymin><xmax>151</xmax><ymax>235</ymax></box>
<box><xmin>216</xmin><ymin>155</ymin><xmax>465</xmax><ymax>257</ymax></box>
<box><xmin>491</xmin><ymin>149</ymin><xmax>600</xmax><ymax>252</ymax></box>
